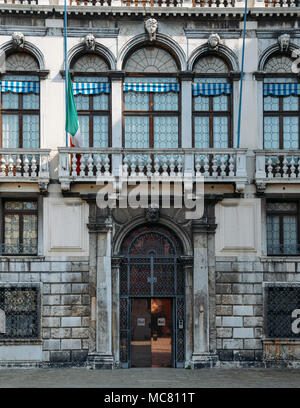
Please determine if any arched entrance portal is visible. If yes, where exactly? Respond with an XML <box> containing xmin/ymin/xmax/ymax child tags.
<box><xmin>119</xmin><ymin>225</ymin><xmax>185</xmax><ymax>368</ymax></box>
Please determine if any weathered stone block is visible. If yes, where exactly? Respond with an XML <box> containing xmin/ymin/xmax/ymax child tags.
<box><xmin>71</xmin><ymin>350</ymin><xmax>88</xmax><ymax>362</ymax></box>
<box><xmin>61</xmin><ymin>317</ymin><xmax>82</xmax><ymax>327</ymax></box>
<box><xmin>242</xmin><ymin>294</ymin><xmax>263</xmax><ymax>305</ymax></box>
<box><xmin>233</xmin><ymin>328</ymin><xmax>254</xmax><ymax>339</ymax></box>
<box><xmin>244</xmin><ymin>317</ymin><xmax>263</xmax><ymax>327</ymax></box>
<box><xmin>216</xmin><ymin>273</ymin><xmax>241</xmax><ymax>283</ymax></box>
<box><xmin>43</xmin><ymin>295</ymin><xmax>61</xmax><ymax>306</ymax></box>
<box><xmin>51</xmin><ymin>262</ymin><xmax>72</xmax><ymax>272</ymax></box>
<box><xmin>216</xmin><ymin>317</ymin><xmax>222</xmax><ymax>327</ymax></box>
<box><xmin>82</xmin><ymin>295</ymin><xmax>90</xmax><ymax>305</ymax></box>
<box><xmin>81</xmin><ymin>317</ymin><xmax>90</xmax><ymax>327</ymax></box>
<box><xmin>0</xmin><ymin>273</ymin><xmax>19</xmax><ymax>282</ymax></box>
<box><xmin>233</xmin><ymin>306</ymin><xmax>253</xmax><ymax>316</ymax></box>
<box><xmin>222</xmin><ymin>295</ymin><xmax>243</xmax><ymax>305</ymax></box>
<box><xmin>51</xmin><ymin>305</ymin><xmax>72</xmax><ymax>317</ymax></box>
<box><xmin>61</xmin><ymin>272</ymin><xmax>82</xmax><ymax>283</ymax></box>
<box><xmin>216</xmin><ymin>328</ymin><xmax>232</xmax><ymax>338</ymax></box>
<box><xmin>71</xmin><ymin>284</ymin><xmax>89</xmax><ymax>294</ymax></box>
<box><xmin>43</xmin><ymin>284</ymin><xmax>51</xmax><ymax>294</ymax></box>
<box><xmin>216</xmin><ymin>284</ymin><xmax>232</xmax><ymax>294</ymax></box>
<box><xmin>61</xmin><ymin>295</ymin><xmax>81</xmax><ymax>305</ymax></box>
<box><xmin>222</xmin><ymin>316</ymin><xmax>243</xmax><ymax>327</ymax></box>
<box><xmin>215</xmin><ymin>262</ymin><xmax>233</xmax><ymax>272</ymax></box>
<box><xmin>253</xmin><ymin>306</ymin><xmax>263</xmax><ymax>316</ymax></box>
<box><xmin>233</xmin><ymin>350</ymin><xmax>255</xmax><ymax>361</ymax></box>
<box><xmin>42</xmin><ymin>328</ymin><xmax>51</xmax><ymax>339</ymax></box>
<box><xmin>71</xmin><ymin>306</ymin><xmax>90</xmax><ymax>317</ymax></box>
<box><xmin>43</xmin><ymin>339</ymin><xmax>61</xmax><ymax>351</ymax></box>
<box><xmin>72</xmin><ymin>328</ymin><xmax>89</xmax><ymax>338</ymax></box>
<box><xmin>42</xmin><ymin>317</ymin><xmax>60</xmax><ymax>328</ymax></box>
<box><xmin>216</xmin><ymin>305</ymin><xmax>233</xmax><ymax>316</ymax></box>
<box><xmin>232</xmin><ymin>284</ymin><xmax>254</xmax><ymax>294</ymax></box>
<box><xmin>223</xmin><ymin>339</ymin><xmax>243</xmax><ymax>349</ymax></box>
<box><xmin>253</xmin><ymin>284</ymin><xmax>262</xmax><ymax>294</ymax></box>
<box><xmin>51</xmin><ymin>284</ymin><xmax>72</xmax><ymax>294</ymax></box>
<box><xmin>41</xmin><ymin>273</ymin><xmax>61</xmax><ymax>283</ymax></box>
<box><xmin>50</xmin><ymin>351</ymin><xmax>70</xmax><ymax>363</ymax></box>
<box><xmin>51</xmin><ymin>328</ymin><xmax>72</xmax><ymax>338</ymax></box>
<box><xmin>30</xmin><ymin>262</ymin><xmax>51</xmax><ymax>272</ymax></box>
<box><xmin>244</xmin><ymin>339</ymin><xmax>263</xmax><ymax>350</ymax></box>
<box><xmin>61</xmin><ymin>339</ymin><xmax>81</xmax><ymax>350</ymax></box>
<box><xmin>241</xmin><ymin>273</ymin><xmax>262</xmax><ymax>283</ymax></box>
<box><xmin>217</xmin><ymin>350</ymin><xmax>233</xmax><ymax>361</ymax></box>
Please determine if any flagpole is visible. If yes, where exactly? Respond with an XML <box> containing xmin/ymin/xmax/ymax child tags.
<box><xmin>64</xmin><ymin>0</ymin><xmax>68</xmax><ymax>147</ymax></box>
<box><xmin>237</xmin><ymin>0</ymin><xmax>248</xmax><ymax>149</ymax></box>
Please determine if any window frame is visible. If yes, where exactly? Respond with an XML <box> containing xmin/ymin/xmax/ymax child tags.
<box><xmin>192</xmin><ymin>72</ymin><xmax>233</xmax><ymax>149</ymax></box>
<box><xmin>266</xmin><ymin>199</ymin><xmax>300</xmax><ymax>256</ymax></box>
<box><xmin>72</xmin><ymin>71</ymin><xmax>112</xmax><ymax>148</ymax></box>
<box><xmin>263</xmin><ymin>76</ymin><xmax>300</xmax><ymax>150</ymax></box>
<box><xmin>2</xmin><ymin>199</ymin><xmax>38</xmax><ymax>256</ymax></box>
<box><xmin>122</xmin><ymin>72</ymin><xmax>181</xmax><ymax>148</ymax></box>
<box><xmin>0</xmin><ymin>73</ymin><xmax>40</xmax><ymax>149</ymax></box>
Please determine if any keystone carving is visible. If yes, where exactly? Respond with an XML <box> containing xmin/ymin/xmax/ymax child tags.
<box><xmin>145</xmin><ymin>18</ymin><xmax>158</xmax><ymax>42</ymax></box>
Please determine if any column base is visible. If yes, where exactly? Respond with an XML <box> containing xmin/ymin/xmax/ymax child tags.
<box><xmin>87</xmin><ymin>353</ymin><xmax>115</xmax><ymax>370</ymax></box>
<box><xmin>191</xmin><ymin>353</ymin><xmax>218</xmax><ymax>369</ymax></box>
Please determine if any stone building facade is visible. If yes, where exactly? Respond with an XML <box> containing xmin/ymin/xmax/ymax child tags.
<box><xmin>0</xmin><ymin>0</ymin><xmax>299</xmax><ymax>368</ymax></box>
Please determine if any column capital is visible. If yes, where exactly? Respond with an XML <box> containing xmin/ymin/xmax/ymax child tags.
<box><xmin>178</xmin><ymin>71</ymin><xmax>195</xmax><ymax>81</ymax></box>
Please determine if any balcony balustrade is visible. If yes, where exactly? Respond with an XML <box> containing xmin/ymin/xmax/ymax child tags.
<box><xmin>255</xmin><ymin>150</ymin><xmax>300</xmax><ymax>191</ymax></box>
<box><xmin>58</xmin><ymin>147</ymin><xmax>248</xmax><ymax>192</ymax></box>
<box><xmin>0</xmin><ymin>149</ymin><xmax>50</xmax><ymax>192</ymax></box>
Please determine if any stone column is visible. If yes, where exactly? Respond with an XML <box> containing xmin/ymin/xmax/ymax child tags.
<box><xmin>111</xmin><ymin>257</ymin><xmax>123</xmax><ymax>367</ymax></box>
<box><xmin>191</xmin><ymin>199</ymin><xmax>219</xmax><ymax>368</ymax></box>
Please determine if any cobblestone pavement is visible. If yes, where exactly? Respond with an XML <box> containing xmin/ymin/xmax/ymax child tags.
<box><xmin>0</xmin><ymin>367</ymin><xmax>300</xmax><ymax>388</ymax></box>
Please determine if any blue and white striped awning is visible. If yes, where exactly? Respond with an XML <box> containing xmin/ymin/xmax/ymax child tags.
<box><xmin>192</xmin><ymin>83</ymin><xmax>231</xmax><ymax>97</ymax></box>
<box><xmin>123</xmin><ymin>82</ymin><xmax>179</xmax><ymax>93</ymax></box>
<box><xmin>1</xmin><ymin>81</ymin><xmax>40</xmax><ymax>94</ymax></box>
<box><xmin>264</xmin><ymin>83</ymin><xmax>300</xmax><ymax>97</ymax></box>
<box><xmin>72</xmin><ymin>82</ymin><xmax>111</xmax><ymax>96</ymax></box>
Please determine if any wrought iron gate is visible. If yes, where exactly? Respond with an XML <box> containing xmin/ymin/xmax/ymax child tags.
<box><xmin>119</xmin><ymin>225</ymin><xmax>185</xmax><ymax>368</ymax></box>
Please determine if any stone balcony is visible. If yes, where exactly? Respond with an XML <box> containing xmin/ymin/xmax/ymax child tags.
<box><xmin>58</xmin><ymin>147</ymin><xmax>248</xmax><ymax>192</ymax></box>
<box><xmin>255</xmin><ymin>150</ymin><xmax>300</xmax><ymax>191</ymax></box>
<box><xmin>0</xmin><ymin>148</ymin><xmax>50</xmax><ymax>192</ymax></box>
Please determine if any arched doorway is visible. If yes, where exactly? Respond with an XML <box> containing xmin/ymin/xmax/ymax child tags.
<box><xmin>119</xmin><ymin>225</ymin><xmax>185</xmax><ymax>368</ymax></box>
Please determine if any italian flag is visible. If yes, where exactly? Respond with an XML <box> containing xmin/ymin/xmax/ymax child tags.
<box><xmin>65</xmin><ymin>71</ymin><xmax>82</xmax><ymax>147</ymax></box>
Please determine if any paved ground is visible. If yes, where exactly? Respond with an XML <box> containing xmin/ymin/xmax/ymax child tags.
<box><xmin>0</xmin><ymin>367</ymin><xmax>300</xmax><ymax>388</ymax></box>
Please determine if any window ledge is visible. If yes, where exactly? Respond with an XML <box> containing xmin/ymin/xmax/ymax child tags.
<box><xmin>260</xmin><ymin>256</ymin><xmax>300</xmax><ymax>263</ymax></box>
<box><xmin>0</xmin><ymin>256</ymin><xmax>45</xmax><ymax>261</ymax></box>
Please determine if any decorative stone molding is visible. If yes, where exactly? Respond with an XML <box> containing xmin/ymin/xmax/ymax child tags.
<box><xmin>208</xmin><ymin>33</ymin><xmax>220</xmax><ymax>51</ymax></box>
<box><xmin>83</xmin><ymin>34</ymin><xmax>96</xmax><ymax>51</ymax></box>
<box><xmin>12</xmin><ymin>32</ymin><xmax>25</xmax><ymax>49</ymax></box>
<box><xmin>145</xmin><ymin>206</ymin><xmax>160</xmax><ymax>223</ymax></box>
<box><xmin>278</xmin><ymin>33</ymin><xmax>290</xmax><ymax>52</ymax></box>
<box><xmin>144</xmin><ymin>18</ymin><xmax>158</xmax><ymax>42</ymax></box>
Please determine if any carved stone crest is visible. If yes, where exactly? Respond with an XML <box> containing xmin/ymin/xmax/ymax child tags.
<box><xmin>145</xmin><ymin>18</ymin><xmax>158</xmax><ymax>42</ymax></box>
<box><xmin>12</xmin><ymin>32</ymin><xmax>25</xmax><ymax>49</ymax></box>
<box><xmin>145</xmin><ymin>206</ymin><xmax>160</xmax><ymax>223</ymax></box>
<box><xmin>83</xmin><ymin>34</ymin><xmax>96</xmax><ymax>51</ymax></box>
<box><xmin>208</xmin><ymin>33</ymin><xmax>220</xmax><ymax>50</ymax></box>
<box><xmin>278</xmin><ymin>33</ymin><xmax>290</xmax><ymax>52</ymax></box>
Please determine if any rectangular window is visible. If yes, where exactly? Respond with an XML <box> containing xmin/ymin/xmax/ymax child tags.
<box><xmin>193</xmin><ymin>78</ymin><xmax>231</xmax><ymax>148</ymax></box>
<box><xmin>263</xmin><ymin>80</ymin><xmax>300</xmax><ymax>150</ymax></box>
<box><xmin>0</xmin><ymin>286</ymin><xmax>39</xmax><ymax>339</ymax></box>
<box><xmin>266</xmin><ymin>201</ymin><xmax>299</xmax><ymax>255</ymax></box>
<box><xmin>74</xmin><ymin>77</ymin><xmax>110</xmax><ymax>147</ymax></box>
<box><xmin>2</xmin><ymin>200</ymin><xmax>38</xmax><ymax>255</ymax></box>
<box><xmin>123</xmin><ymin>77</ymin><xmax>179</xmax><ymax>148</ymax></box>
<box><xmin>0</xmin><ymin>77</ymin><xmax>40</xmax><ymax>148</ymax></box>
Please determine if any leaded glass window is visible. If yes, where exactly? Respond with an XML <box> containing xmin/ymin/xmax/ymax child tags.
<box><xmin>193</xmin><ymin>76</ymin><xmax>231</xmax><ymax>148</ymax></box>
<box><xmin>123</xmin><ymin>76</ymin><xmax>179</xmax><ymax>148</ymax></box>
<box><xmin>263</xmin><ymin>62</ymin><xmax>300</xmax><ymax>149</ymax></box>
<box><xmin>0</xmin><ymin>72</ymin><xmax>40</xmax><ymax>148</ymax></box>
<box><xmin>266</xmin><ymin>201</ymin><xmax>299</xmax><ymax>255</ymax></box>
<box><xmin>2</xmin><ymin>200</ymin><xmax>38</xmax><ymax>255</ymax></box>
<box><xmin>72</xmin><ymin>55</ymin><xmax>110</xmax><ymax>147</ymax></box>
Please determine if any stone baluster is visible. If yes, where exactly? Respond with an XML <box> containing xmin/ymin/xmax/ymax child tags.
<box><xmin>0</xmin><ymin>155</ymin><xmax>6</xmax><ymax>177</ymax></box>
<box><xmin>138</xmin><ymin>155</ymin><xmax>144</xmax><ymax>177</ymax></box>
<box><xmin>162</xmin><ymin>155</ymin><xmax>168</xmax><ymax>177</ymax></box>
<box><xmin>170</xmin><ymin>154</ymin><xmax>175</xmax><ymax>177</ymax></box>
<box><xmin>16</xmin><ymin>155</ymin><xmax>22</xmax><ymax>177</ymax></box>
<box><xmin>282</xmin><ymin>156</ymin><xmax>288</xmax><ymax>178</ymax></box>
<box><xmin>177</xmin><ymin>155</ymin><xmax>183</xmax><ymax>177</ymax></box>
<box><xmin>219</xmin><ymin>0</ymin><xmax>225</xmax><ymax>7</ymax></box>
<box><xmin>228</xmin><ymin>154</ymin><xmax>234</xmax><ymax>176</ymax></box>
<box><xmin>146</xmin><ymin>154</ymin><xmax>152</xmax><ymax>177</ymax></box>
<box><xmin>104</xmin><ymin>155</ymin><xmax>110</xmax><ymax>177</ymax></box>
<box><xmin>290</xmin><ymin>156</ymin><xmax>296</xmax><ymax>178</ymax></box>
<box><xmin>275</xmin><ymin>157</ymin><xmax>281</xmax><ymax>178</ymax></box>
<box><xmin>79</xmin><ymin>155</ymin><xmax>86</xmax><ymax>177</ymax></box>
<box><xmin>195</xmin><ymin>155</ymin><xmax>201</xmax><ymax>176</ymax></box>
<box><xmin>8</xmin><ymin>155</ymin><xmax>14</xmax><ymax>177</ymax></box>
<box><xmin>72</xmin><ymin>154</ymin><xmax>78</xmax><ymax>177</ymax></box>
<box><xmin>267</xmin><ymin>156</ymin><xmax>273</xmax><ymax>178</ymax></box>
<box><xmin>220</xmin><ymin>155</ymin><xmax>226</xmax><ymax>176</ymax></box>
<box><xmin>154</xmin><ymin>155</ymin><xmax>160</xmax><ymax>177</ymax></box>
<box><xmin>130</xmin><ymin>154</ymin><xmax>136</xmax><ymax>177</ymax></box>
<box><xmin>95</xmin><ymin>155</ymin><xmax>103</xmax><ymax>177</ymax></box>
<box><xmin>203</xmin><ymin>0</ymin><xmax>209</xmax><ymax>6</ymax></box>
<box><xmin>31</xmin><ymin>155</ymin><xmax>37</xmax><ymax>177</ymax></box>
<box><xmin>23</xmin><ymin>155</ymin><xmax>29</xmax><ymax>177</ymax></box>
<box><xmin>88</xmin><ymin>154</ymin><xmax>94</xmax><ymax>177</ymax></box>
<box><xmin>203</xmin><ymin>155</ymin><xmax>210</xmax><ymax>176</ymax></box>
<box><xmin>290</xmin><ymin>0</ymin><xmax>296</xmax><ymax>6</ymax></box>
<box><xmin>122</xmin><ymin>155</ymin><xmax>128</xmax><ymax>178</ymax></box>
<box><xmin>212</xmin><ymin>155</ymin><xmax>218</xmax><ymax>177</ymax></box>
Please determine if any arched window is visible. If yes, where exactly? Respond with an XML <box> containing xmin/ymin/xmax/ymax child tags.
<box><xmin>71</xmin><ymin>54</ymin><xmax>110</xmax><ymax>147</ymax></box>
<box><xmin>123</xmin><ymin>46</ymin><xmax>180</xmax><ymax>149</ymax></box>
<box><xmin>0</xmin><ymin>52</ymin><xmax>40</xmax><ymax>148</ymax></box>
<box><xmin>263</xmin><ymin>54</ymin><xmax>299</xmax><ymax>150</ymax></box>
<box><xmin>192</xmin><ymin>55</ymin><xmax>232</xmax><ymax>149</ymax></box>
